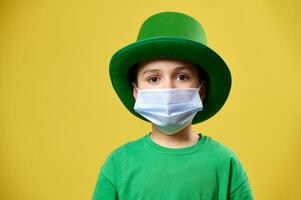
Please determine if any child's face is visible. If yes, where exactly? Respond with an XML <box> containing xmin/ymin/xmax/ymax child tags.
<box><xmin>132</xmin><ymin>58</ymin><xmax>207</xmax><ymax>102</ymax></box>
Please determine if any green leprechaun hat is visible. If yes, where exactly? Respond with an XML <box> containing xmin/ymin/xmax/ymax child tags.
<box><xmin>109</xmin><ymin>11</ymin><xmax>232</xmax><ymax>124</ymax></box>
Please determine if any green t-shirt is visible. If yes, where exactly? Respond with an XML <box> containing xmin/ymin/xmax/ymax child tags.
<box><xmin>92</xmin><ymin>132</ymin><xmax>254</xmax><ymax>200</ymax></box>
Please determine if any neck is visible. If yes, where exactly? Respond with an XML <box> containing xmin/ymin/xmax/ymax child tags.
<box><xmin>149</xmin><ymin>123</ymin><xmax>200</xmax><ymax>148</ymax></box>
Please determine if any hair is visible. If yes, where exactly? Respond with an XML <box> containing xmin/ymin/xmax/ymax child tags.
<box><xmin>128</xmin><ymin>62</ymin><xmax>140</xmax><ymax>86</ymax></box>
<box><xmin>128</xmin><ymin>60</ymin><xmax>209</xmax><ymax>87</ymax></box>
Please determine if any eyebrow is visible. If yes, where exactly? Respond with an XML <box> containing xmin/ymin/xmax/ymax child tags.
<box><xmin>141</xmin><ymin>65</ymin><xmax>194</xmax><ymax>76</ymax></box>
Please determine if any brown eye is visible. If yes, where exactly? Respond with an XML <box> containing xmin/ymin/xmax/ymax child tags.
<box><xmin>147</xmin><ymin>76</ymin><xmax>159</xmax><ymax>84</ymax></box>
<box><xmin>176</xmin><ymin>74</ymin><xmax>189</xmax><ymax>81</ymax></box>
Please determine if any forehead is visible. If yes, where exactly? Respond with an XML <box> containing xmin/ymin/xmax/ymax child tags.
<box><xmin>137</xmin><ymin>58</ymin><xmax>197</xmax><ymax>74</ymax></box>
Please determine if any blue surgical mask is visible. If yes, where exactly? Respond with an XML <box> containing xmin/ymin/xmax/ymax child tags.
<box><xmin>133</xmin><ymin>85</ymin><xmax>203</xmax><ymax>135</ymax></box>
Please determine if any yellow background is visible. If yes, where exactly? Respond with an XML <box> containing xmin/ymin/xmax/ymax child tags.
<box><xmin>1</xmin><ymin>0</ymin><xmax>300</xmax><ymax>199</ymax></box>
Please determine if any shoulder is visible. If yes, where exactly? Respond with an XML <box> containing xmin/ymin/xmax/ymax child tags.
<box><xmin>205</xmin><ymin>135</ymin><xmax>241</xmax><ymax>160</ymax></box>
<box><xmin>206</xmin><ymin>136</ymin><xmax>251</xmax><ymax>193</ymax></box>
<box><xmin>204</xmin><ymin>135</ymin><xmax>250</xmax><ymax>195</ymax></box>
<box><xmin>205</xmin><ymin>135</ymin><xmax>248</xmax><ymax>178</ymax></box>
<box><xmin>104</xmin><ymin>135</ymin><xmax>146</xmax><ymax>160</ymax></box>
<box><xmin>99</xmin><ymin>135</ymin><xmax>144</xmax><ymax>173</ymax></box>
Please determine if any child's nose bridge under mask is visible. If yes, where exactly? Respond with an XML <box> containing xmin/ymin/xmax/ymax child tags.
<box><xmin>135</xmin><ymin>82</ymin><xmax>203</xmax><ymax>92</ymax></box>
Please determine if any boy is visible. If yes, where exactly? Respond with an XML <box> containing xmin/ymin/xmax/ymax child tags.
<box><xmin>92</xmin><ymin>11</ymin><xmax>254</xmax><ymax>199</ymax></box>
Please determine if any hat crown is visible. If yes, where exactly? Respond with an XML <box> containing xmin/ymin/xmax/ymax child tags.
<box><xmin>137</xmin><ymin>11</ymin><xmax>207</xmax><ymax>45</ymax></box>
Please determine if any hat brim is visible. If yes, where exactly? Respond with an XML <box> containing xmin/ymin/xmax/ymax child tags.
<box><xmin>109</xmin><ymin>37</ymin><xmax>232</xmax><ymax>124</ymax></box>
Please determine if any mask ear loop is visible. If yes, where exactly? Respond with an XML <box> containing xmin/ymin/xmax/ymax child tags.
<box><xmin>197</xmin><ymin>82</ymin><xmax>203</xmax><ymax>90</ymax></box>
<box><xmin>133</xmin><ymin>83</ymin><xmax>140</xmax><ymax>93</ymax></box>
<box><xmin>136</xmin><ymin>87</ymin><xmax>143</xmax><ymax>92</ymax></box>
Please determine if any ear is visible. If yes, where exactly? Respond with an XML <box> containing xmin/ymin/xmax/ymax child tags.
<box><xmin>132</xmin><ymin>82</ymin><xmax>138</xmax><ymax>100</ymax></box>
<box><xmin>199</xmin><ymin>80</ymin><xmax>207</xmax><ymax>102</ymax></box>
